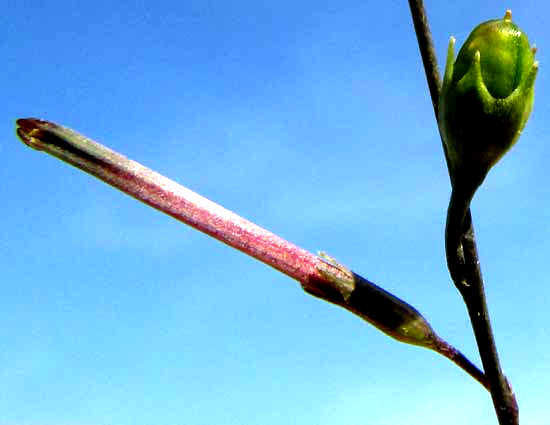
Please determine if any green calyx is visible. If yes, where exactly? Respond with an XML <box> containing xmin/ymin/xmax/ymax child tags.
<box><xmin>439</xmin><ymin>10</ymin><xmax>538</xmax><ymax>191</ymax></box>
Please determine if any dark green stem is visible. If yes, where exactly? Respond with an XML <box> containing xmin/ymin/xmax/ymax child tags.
<box><xmin>445</xmin><ymin>185</ymin><xmax>474</xmax><ymax>286</ymax></box>
<box><xmin>408</xmin><ymin>0</ymin><xmax>442</xmax><ymax>117</ymax></box>
<box><xmin>460</xmin><ymin>215</ymin><xmax>519</xmax><ymax>423</ymax></box>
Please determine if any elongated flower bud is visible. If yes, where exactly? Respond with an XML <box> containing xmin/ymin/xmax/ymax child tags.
<box><xmin>439</xmin><ymin>10</ymin><xmax>538</xmax><ymax>192</ymax></box>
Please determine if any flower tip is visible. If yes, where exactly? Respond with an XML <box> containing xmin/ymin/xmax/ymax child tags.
<box><xmin>474</xmin><ymin>50</ymin><xmax>481</xmax><ymax>62</ymax></box>
<box><xmin>448</xmin><ymin>36</ymin><xmax>456</xmax><ymax>50</ymax></box>
<box><xmin>523</xmin><ymin>61</ymin><xmax>540</xmax><ymax>89</ymax></box>
<box><xmin>504</xmin><ymin>9</ymin><xmax>512</xmax><ymax>22</ymax></box>
<box><xmin>531</xmin><ymin>45</ymin><xmax>538</xmax><ymax>55</ymax></box>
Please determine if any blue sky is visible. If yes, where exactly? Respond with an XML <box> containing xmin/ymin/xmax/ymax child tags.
<box><xmin>1</xmin><ymin>1</ymin><xmax>548</xmax><ymax>424</ymax></box>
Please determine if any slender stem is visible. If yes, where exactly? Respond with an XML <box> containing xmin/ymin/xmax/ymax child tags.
<box><xmin>408</xmin><ymin>1</ymin><xmax>519</xmax><ymax>424</ymax></box>
<box><xmin>408</xmin><ymin>0</ymin><xmax>441</xmax><ymax>118</ymax></box>
<box><xmin>432</xmin><ymin>335</ymin><xmax>489</xmax><ymax>390</ymax></box>
<box><xmin>15</xmin><ymin>117</ymin><xmax>487</xmax><ymax>389</ymax></box>
<box><xmin>461</xmin><ymin>216</ymin><xmax>519</xmax><ymax>422</ymax></box>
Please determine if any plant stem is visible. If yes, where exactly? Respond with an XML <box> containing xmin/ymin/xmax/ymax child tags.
<box><xmin>16</xmin><ymin>117</ymin><xmax>487</xmax><ymax>390</ymax></box>
<box><xmin>408</xmin><ymin>1</ymin><xmax>519</xmax><ymax>424</ymax></box>
<box><xmin>408</xmin><ymin>0</ymin><xmax>441</xmax><ymax>118</ymax></box>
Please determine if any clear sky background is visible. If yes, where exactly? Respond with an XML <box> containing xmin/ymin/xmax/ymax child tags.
<box><xmin>1</xmin><ymin>1</ymin><xmax>548</xmax><ymax>424</ymax></box>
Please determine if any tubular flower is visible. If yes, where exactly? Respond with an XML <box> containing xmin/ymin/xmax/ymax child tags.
<box><xmin>439</xmin><ymin>10</ymin><xmax>538</xmax><ymax>191</ymax></box>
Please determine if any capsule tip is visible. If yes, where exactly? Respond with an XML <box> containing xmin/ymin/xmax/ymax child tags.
<box><xmin>504</xmin><ymin>9</ymin><xmax>512</xmax><ymax>22</ymax></box>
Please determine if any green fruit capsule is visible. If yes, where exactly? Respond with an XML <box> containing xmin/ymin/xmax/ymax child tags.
<box><xmin>439</xmin><ymin>10</ymin><xmax>538</xmax><ymax>191</ymax></box>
